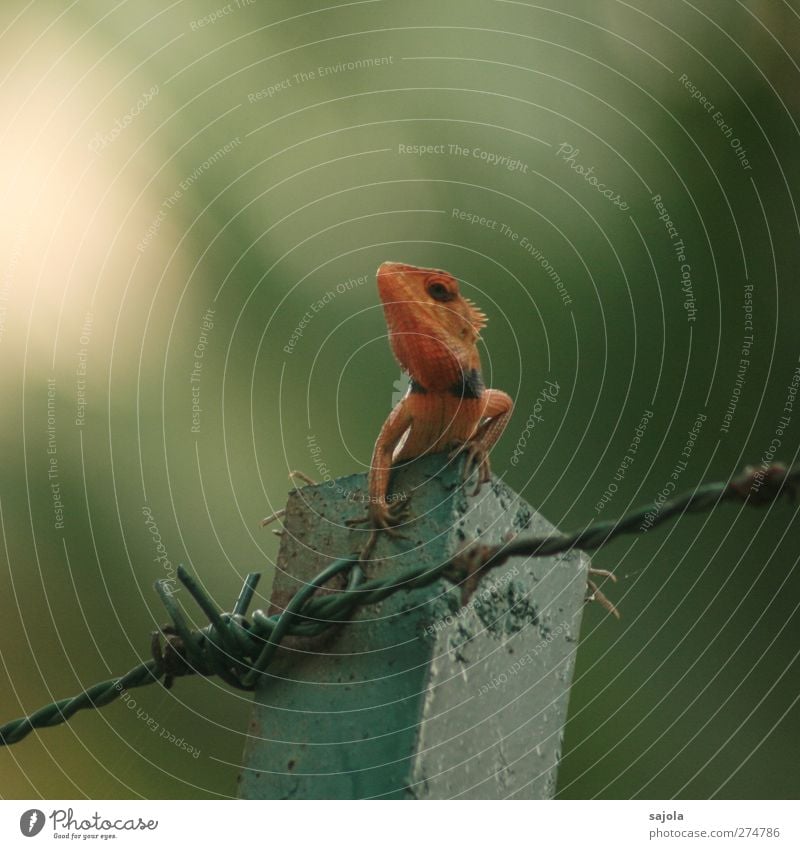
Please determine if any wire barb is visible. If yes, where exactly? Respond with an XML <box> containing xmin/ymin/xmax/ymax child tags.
<box><xmin>0</xmin><ymin>461</ymin><xmax>795</xmax><ymax>746</ymax></box>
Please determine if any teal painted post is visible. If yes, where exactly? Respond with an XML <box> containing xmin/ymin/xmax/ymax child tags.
<box><xmin>238</xmin><ymin>453</ymin><xmax>589</xmax><ymax>799</ymax></box>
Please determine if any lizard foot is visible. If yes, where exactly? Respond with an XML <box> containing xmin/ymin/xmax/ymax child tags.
<box><xmin>585</xmin><ymin>567</ymin><xmax>620</xmax><ymax>619</ymax></box>
<box><xmin>347</xmin><ymin>498</ymin><xmax>411</xmax><ymax>559</ymax></box>
<box><xmin>449</xmin><ymin>441</ymin><xmax>491</xmax><ymax>496</ymax></box>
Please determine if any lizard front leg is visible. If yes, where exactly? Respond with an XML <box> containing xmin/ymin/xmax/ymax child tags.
<box><xmin>348</xmin><ymin>399</ymin><xmax>413</xmax><ymax>556</ymax></box>
<box><xmin>454</xmin><ymin>388</ymin><xmax>513</xmax><ymax>495</ymax></box>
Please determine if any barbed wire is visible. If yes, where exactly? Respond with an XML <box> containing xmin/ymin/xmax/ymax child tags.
<box><xmin>0</xmin><ymin>462</ymin><xmax>794</xmax><ymax>746</ymax></box>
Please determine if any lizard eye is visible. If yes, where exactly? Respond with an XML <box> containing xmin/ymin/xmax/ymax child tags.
<box><xmin>427</xmin><ymin>280</ymin><xmax>455</xmax><ymax>302</ymax></box>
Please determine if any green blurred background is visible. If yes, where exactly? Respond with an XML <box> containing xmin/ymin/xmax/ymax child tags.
<box><xmin>0</xmin><ymin>0</ymin><xmax>798</xmax><ymax>799</ymax></box>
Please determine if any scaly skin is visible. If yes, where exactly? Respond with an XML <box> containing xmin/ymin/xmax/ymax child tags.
<box><xmin>360</xmin><ymin>262</ymin><xmax>514</xmax><ymax>538</ymax></box>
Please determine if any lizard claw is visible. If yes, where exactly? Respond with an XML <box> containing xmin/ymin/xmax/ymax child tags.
<box><xmin>346</xmin><ymin>495</ymin><xmax>409</xmax><ymax>528</ymax></box>
<box><xmin>348</xmin><ymin>497</ymin><xmax>411</xmax><ymax>558</ymax></box>
<box><xmin>450</xmin><ymin>441</ymin><xmax>491</xmax><ymax>496</ymax></box>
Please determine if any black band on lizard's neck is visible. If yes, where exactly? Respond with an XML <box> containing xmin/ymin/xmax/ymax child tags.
<box><xmin>409</xmin><ymin>378</ymin><xmax>428</xmax><ymax>394</ymax></box>
<box><xmin>448</xmin><ymin>368</ymin><xmax>484</xmax><ymax>399</ymax></box>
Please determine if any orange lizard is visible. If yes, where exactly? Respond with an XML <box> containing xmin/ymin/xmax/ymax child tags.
<box><xmin>263</xmin><ymin>261</ymin><xmax>617</xmax><ymax>612</ymax></box>
<box><xmin>351</xmin><ymin>262</ymin><xmax>514</xmax><ymax>551</ymax></box>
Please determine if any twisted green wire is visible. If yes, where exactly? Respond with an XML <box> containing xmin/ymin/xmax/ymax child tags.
<box><xmin>0</xmin><ymin>461</ymin><xmax>794</xmax><ymax>746</ymax></box>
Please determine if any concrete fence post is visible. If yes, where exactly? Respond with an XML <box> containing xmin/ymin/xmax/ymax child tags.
<box><xmin>238</xmin><ymin>453</ymin><xmax>589</xmax><ymax>799</ymax></box>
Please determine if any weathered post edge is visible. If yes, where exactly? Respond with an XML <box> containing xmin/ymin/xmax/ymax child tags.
<box><xmin>238</xmin><ymin>453</ymin><xmax>589</xmax><ymax>799</ymax></box>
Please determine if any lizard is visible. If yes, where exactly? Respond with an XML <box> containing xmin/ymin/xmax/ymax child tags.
<box><xmin>350</xmin><ymin>261</ymin><xmax>619</xmax><ymax>616</ymax></box>
<box><xmin>349</xmin><ymin>261</ymin><xmax>514</xmax><ymax>554</ymax></box>
<box><xmin>258</xmin><ymin>261</ymin><xmax>617</xmax><ymax>612</ymax></box>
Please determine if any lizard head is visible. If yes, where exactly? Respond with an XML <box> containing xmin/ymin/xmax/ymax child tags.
<box><xmin>376</xmin><ymin>262</ymin><xmax>487</xmax><ymax>390</ymax></box>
